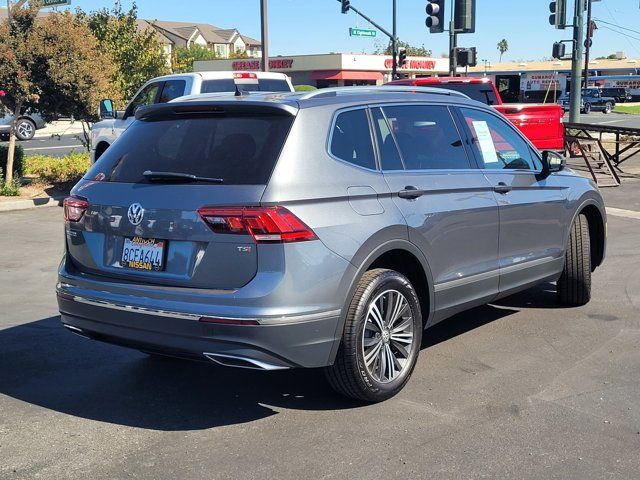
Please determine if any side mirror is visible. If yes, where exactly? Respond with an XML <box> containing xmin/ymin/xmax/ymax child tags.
<box><xmin>541</xmin><ymin>150</ymin><xmax>566</xmax><ymax>175</ymax></box>
<box><xmin>99</xmin><ymin>99</ymin><xmax>115</xmax><ymax>120</ymax></box>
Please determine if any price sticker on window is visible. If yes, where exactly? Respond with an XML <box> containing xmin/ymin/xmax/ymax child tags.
<box><xmin>472</xmin><ymin>121</ymin><xmax>499</xmax><ymax>165</ymax></box>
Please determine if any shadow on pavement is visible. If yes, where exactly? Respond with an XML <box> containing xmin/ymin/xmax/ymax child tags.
<box><xmin>0</xmin><ymin>298</ymin><xmax>530</xmax><ymax>431</ymax></box>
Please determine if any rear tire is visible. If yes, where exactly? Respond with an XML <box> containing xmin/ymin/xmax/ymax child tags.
<box><xmin>325</xmin><ymin>268</ymin><xmax>423</xmax><ymax>402</ymax></box>
<box><xmin>583</xmin><ymin>103</ymin><xmax>591</xmax><ymax>114</ymax></box>
<box><xmin>15</xmin><ymin>118</ymin><xmax>36</xmax><ymax>141</ymax></box>
<box><xmin>557</xmin><ymin>214</ymin><xmax>591</xmax><ymax>306</ymax></box>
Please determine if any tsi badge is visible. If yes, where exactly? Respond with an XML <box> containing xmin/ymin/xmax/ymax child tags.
<box><xmin>237</xmin><ymin>246</ymin><xmax>252</xmax><ymax>253</ymax></box>
<box><xmin>127</xmin><ymin>203</ymin><xmax>145</xmax><ymax>226</ymax></box>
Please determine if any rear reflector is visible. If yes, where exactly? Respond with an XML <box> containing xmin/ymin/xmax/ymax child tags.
<box><xmin>233</xmin><ymin>72</ymin><xmax>258</xmax><ymax>79</ymax></box>
<box><xmin>199</xmin><ymin>316</ymin><xmax>260</xmax><ymax>326</ymax></box>
<box><xmin>197</xmin><ymin>206</ymin><xmax>317</xmax><ymax>243</ymax></box>
<box><xmin>63</xmin><ymin>197</ymin><xmax>88</xmax><ymax>222</ymax></box>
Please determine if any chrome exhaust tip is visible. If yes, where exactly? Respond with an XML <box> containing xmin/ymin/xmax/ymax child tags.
<box><xmin>63</xmin><ymin>324</ymin><xmax>91</xmax><ymax>339</ymax></box>
<box><xmin>203</xmin><ymin>352</ymin><xmax>288</xmax><ymax>371</ymax></box>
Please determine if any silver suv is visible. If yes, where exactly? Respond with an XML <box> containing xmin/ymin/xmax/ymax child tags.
<box><xmin>57</xmin><ymin>87</ymin><xmax>606</xmax><ymax>402</ymax></box>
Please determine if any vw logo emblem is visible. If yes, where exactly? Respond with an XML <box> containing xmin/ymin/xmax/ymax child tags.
<box><xmin>127</xmin><ymin>203</ymin><xmax>144</xmax><ymax>226</ymax></box>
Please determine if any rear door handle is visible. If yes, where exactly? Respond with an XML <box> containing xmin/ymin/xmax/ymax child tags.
<box><xmin>398</xmin><ymin>186</ymin><xmax>424</xmax><ymax>199</ymax></box>
<box><xmin>493</xmin><ymin>182</ymin><xmax>512</xmax><ymax>194</ymax></box>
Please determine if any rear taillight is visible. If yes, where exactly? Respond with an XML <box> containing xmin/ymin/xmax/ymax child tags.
<box><xmin>63</xmin><ymin>197</ymin><xmax>88</xmax><ymax>222</ymax></box>
<box><xmin>197</xmin><ymin>206</ymin><xmax>317</xmax><ymax>243</ymax></box>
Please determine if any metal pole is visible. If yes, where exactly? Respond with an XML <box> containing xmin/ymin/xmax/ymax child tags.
<box><xmin>569</xmin><ymin>0</ymin><xmax>585</xmax><ymax>123</ymax></box>
<box><xmin>392</xmin><ymin>0</ymin><xmax>397</xmax><ymax>80</ymax></box>
<box><xmin>260</xmin><ymin>0</ymin><xmax>268</xmax><ymax>72</ymax></box>
<box><xmin>583</xmin><ymin>0</ymin><xmax>592</xmax><ymax>88</ymax></box>
<box><xmin>448</xmin><ymin>0</ymin><xmax>457</xmax><ymax>76</ymax></box>
<box><xmin>7</xmin><ymin>0</ymin><xmax>12</xmax><ymax>23</ymax></box>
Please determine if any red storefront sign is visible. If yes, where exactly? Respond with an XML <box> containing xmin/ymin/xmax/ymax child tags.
<box><xmin>383</xmin><ymin>58</ymin><xmax>436</xmax><ymax>70</ymax></box>
<box><xmin>231</xmin><ymin>59</ymin><xmax>294</xmax><ymax>70</ymax></box>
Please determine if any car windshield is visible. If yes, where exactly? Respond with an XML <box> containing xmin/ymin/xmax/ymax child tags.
<box><xmin>85</xmin><ymin>114</ymin><xmax>294</xmax><ymax>185</ymax></box>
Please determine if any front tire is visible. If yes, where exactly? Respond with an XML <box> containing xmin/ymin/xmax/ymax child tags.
<box><xmin>603</xmin><ymin>102</ymin><xmax>612</xmax><ymax>114</ymax></box>
<box><xmin>15</xmin><ymin>118</ymin><xmax>36</xmax><ymax>141</ymax></box>
<box><xmin>325</xmin><ymin>268</ymin><xmax>423</xmax><ymax>402</ymax></box>
<box><xmin>583</xmin><ymin>103</ymin><xmax>591</xmax><ymax>114</ymax></box>
<box><xmin>557</xmin><ymin>214</ymin><xmax>591</xmax><ymax>306</ymax></box>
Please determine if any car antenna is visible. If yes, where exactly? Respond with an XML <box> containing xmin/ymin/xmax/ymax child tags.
<box><xmin>234</xmin><ymin>85</ymin><xmax>248</xmax><ymax>97</ymax></box>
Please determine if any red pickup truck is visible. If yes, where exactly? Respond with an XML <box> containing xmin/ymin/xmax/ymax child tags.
<box><xmin>386</xmin><ymin>77</ymin><xmax>564</xmax><ymax>151</ymax></box>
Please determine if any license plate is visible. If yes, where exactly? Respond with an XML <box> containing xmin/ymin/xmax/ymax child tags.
<box><xmin>121</xmin><ymin>236</ymin><xmax>165</xmax><ymax>271</ymax></box>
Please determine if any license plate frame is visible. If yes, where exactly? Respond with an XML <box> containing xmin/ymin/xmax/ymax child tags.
<box><xmin>120</xmin><ymin>236</ymin><xmax>166</xmax><ymax>272</ymax></box>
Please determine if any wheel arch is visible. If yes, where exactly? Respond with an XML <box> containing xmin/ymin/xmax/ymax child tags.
<box><xmin>569</xmin><ymin>198</ymin><xmax>606</xmax><ymax>270</ymax></box>
<box><xmin>328</xmin><ymin>238</ymin><xmax>435</xmax><ymax>365</ymax></box>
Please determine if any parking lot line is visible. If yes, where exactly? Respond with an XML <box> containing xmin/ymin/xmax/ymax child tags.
<box><xmin>606</xmin><ymin>207</ymin><xmax>640</xmax><ymax>220</ymax></box>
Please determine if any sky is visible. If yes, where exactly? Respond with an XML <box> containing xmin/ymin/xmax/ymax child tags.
<box><xmin>51</xmin><ymin>0</ymin><xmax>640</xmax><ymax>62</ymax></box>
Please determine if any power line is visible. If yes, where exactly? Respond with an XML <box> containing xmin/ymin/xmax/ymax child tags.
<box><xmin>593</xmin><ymin>18</ymin><xmax>640</xmax><ymax>37</ymax></box>
<box><xmin>599</xmin><ymin>25</ymin><xmax>640</xmax><ymax>44</ymax></box>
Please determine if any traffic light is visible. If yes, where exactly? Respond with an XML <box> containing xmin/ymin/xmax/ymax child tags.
<box><xmin>552</xmin><ymin>42</ymin><xmax>566</xmax><ymax>59</ymax></box>
<box><xmin>340</xmin><ymin>0</ymin><xmax>350</xmax><ymax>14</ymax></box>
<box><xmin>398</xmin><ymin>49</ymin><xmax>407</xmax><ymax>68</ymax></box>
<box><xmin>455</xmin><ymin>47</ymin><xmax>477</xmax><ymax>67</ymax></box>
<box><xmin>549</xmin><ymin>0</ymin><xmax>567</xmax><ymax>29</ymax></box>
<box><xmin>454</xmin><ymin>0</ymin><xmax>476</xmax><ymax>34</ymax></box>
<box><xmin>425</xmin><ymin>0</ymin><xmax>445</xmax><ymax>34</ymax></box>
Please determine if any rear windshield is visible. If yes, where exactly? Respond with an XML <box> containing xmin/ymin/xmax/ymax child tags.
<box><xmin>86</xmin><ymin>114</ymin><xmax>293</xmax><ymax>185</ymax></box>
<box><xmin>429</xmin><ymin>83</ymin><xmax>499</xmax><ymax>105</ymax></box>
<box><xmin>201</xmin><ymin>79</ymin><xmax>291</xmax><ymax>93</ymax></box>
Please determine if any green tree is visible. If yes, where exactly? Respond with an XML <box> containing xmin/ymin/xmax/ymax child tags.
<box><xmin>0</xmin><ymin>0</ymin><xmax>116</xmax><ymax>186</ymax></box>
<box><xmin>172</xmin><ymin>44</ymin><xmax>218</xmax><ymax>73</ymax></box>
<box><xmin>77</xmin><ymin>1</ymin><xmax>169</xmax><ymax>102</ymax></box>
<box><xmin>497</xmin><ymin>38</ymin><xmax>509</xmax><ymax>62</ymax></box>
<box><xmin>375</xmin><ymin>38</ymin><xmax>432</xmax><ymax>57</ymax></box>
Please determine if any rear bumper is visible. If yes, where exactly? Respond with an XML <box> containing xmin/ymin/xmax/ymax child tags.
<box><xmin>57</xmin><ymin>292</ymin><xmax>341</xmax><ymax>369</ymax></box>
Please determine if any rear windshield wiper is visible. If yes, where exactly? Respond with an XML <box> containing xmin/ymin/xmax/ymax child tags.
<box><xmin>143</xmin><ymin>170</ymin><xmax>223</xmax><ymax>184</ymax></box>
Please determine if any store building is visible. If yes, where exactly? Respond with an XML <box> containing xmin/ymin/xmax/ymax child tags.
<box><xmin>194</xmin><ymin>53</ymin><xmax>450</xmax><ymax>87</ymax></box>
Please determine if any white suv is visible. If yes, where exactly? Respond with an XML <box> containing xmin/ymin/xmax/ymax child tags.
<box><xmin>91</xmin><ymin>71</ymin><xmax>294</xmax><ymax>162</ymax></box>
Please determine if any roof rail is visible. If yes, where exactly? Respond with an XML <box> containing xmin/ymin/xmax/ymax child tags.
<box><xmin>297</xmin><ymin>85</ymin><xmax>470</xmax><ymax>100</ymax></box>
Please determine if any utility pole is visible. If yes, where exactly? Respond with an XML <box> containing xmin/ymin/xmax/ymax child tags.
<box><xmin>7</xmin><ymin>0</ymin><xmax>12</xmax><ymax>23</ymax></box>
<box><xmin>260</xmin><ymin>0</ymin><xmax>268</xmax><ymax>72</ymax></box>
<box><xmin>583</xmin><ymin>0</ymin><xmax>592</xmax><ymax>88</ymax></box>
<box><xmin>392</xmin><ymin>0</ymin><xmax>397</xmax><ymax>79</ymax></box>
<box><xmin>449</xmin><ymin>6</ymin><xmax>457</xmax><ymax>76</ymax></box>
<box><xmin>569</xmin><ymin>0</ymin><xmax>585</xmax><ymax>123</ymax></box>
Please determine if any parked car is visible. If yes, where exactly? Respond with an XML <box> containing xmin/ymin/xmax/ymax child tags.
<box><xmin>0</xmin><ymin>110</ymin><xmax>46</xmax><ymax>140</ymax></box>
<box><xmin>559</xmin><ymin>89</ymin><xmax>616</xmax><ymax>114</ymax></box>
<box><xmin>386</xmin><ymin>77</ymin><xmax>565</xmax><ymax>151</ymax></box>
<box><xmin>600</xmin><ymin>87</ymin><xmax>632</xmax><ymax>103</ymax></box>
<box><xmin>91</xmin><ymin>71</ymin><xmax>294</xmax><ymax>163</ymax></box>
<box><xmin>57</xmin><ymin>86</ymin><xmax>606</xmax><ymax>402</ymax></box>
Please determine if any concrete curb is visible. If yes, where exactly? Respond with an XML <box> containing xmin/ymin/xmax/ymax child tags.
<box><xmin>0</xmin><ymin>195</ymin><xmax>64</xmax><ymax>213</ymax></box>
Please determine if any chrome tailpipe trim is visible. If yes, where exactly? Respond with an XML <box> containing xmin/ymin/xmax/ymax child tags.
<box><xmin>203</xmin><ymin>352</ymin><xmax>289</xmax><ymax>371</ymax></box>
<box><xmin>63</xmin><ymin>324</ymin><xmax>91</xmax><ymax>339</ymax></box>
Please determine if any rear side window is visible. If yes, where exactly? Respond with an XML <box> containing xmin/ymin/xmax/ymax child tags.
<box><xmin>330</xmin><ymin>109</ymin><xmax>376</xmax><ymax>170</ymax></box>
<box><xmin>158</xmin><ymin>80</ymin><xmax>186</xmax><ymax>103</ymax></box>
<box><xmin>377</xmin><ymin>105</ymin><xmax>470</xmax><ymax>170</ymax></box>
<box><xmin>86</xmin><ymin>114</ymin><xmax>294</xmax><ymax>185</ymax></box>
<box><xmin>201</xmin><ymin>79</ymin><xmax>236</xmax><ymax>93</ymax></box>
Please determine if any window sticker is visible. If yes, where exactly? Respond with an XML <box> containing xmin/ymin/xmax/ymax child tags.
<box><xmin>471</xmin><ymin>121</ymin><xmax>499</xmax><ymax>164</ymax></box>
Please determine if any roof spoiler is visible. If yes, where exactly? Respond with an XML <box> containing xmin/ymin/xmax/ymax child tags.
<box><xmin>136</xmin><ymin>101</ymin><xmax>298</xmax><ymax>121</ymax></box>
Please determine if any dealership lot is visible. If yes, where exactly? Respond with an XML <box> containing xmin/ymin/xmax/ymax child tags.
<box><xmin>1</xmin><ymin>185</ymin><xmax>640</xmax><ymax>479</ymax></box>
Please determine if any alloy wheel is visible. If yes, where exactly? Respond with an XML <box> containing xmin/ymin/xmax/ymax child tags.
<box><xmin>16</xmin><ymin>120</ymin><xmax>34</xmax><ymax>140</ymax></box>
<box><xmin>361</xmin><ymin>289</ymin><xmax>415</xmax><ymax>383</ymax></box>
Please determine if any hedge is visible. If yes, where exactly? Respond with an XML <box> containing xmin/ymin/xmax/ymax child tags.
<box><xmin>293</xmin><ymin>85</ymin><xmax>317</xmax><ymax>92</ymax></box>
<box><xmin>0</xmin><ymin>144</ymin><xmax>25</xmax><ymax>178</ymax></box>
<box><xmin>24</xmin><ymin>152</ymin><xmax>91</xmax><ymax>186</ymax></box>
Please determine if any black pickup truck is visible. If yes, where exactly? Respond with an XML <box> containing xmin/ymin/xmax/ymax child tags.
<box><xmin>580</xmin><ymin>89</ymin><xmax>616</xmax><ymax>114</ymax></box>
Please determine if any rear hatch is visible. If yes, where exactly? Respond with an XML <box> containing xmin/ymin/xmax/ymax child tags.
<box><xmin>65</xmin><ymin>101</ymin><xmax>296</xmax><ymax>289</ymax></box>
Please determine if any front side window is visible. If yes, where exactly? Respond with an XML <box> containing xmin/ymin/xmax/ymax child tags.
<box><xmin>330</xmin><ymin>109</ymin><xmax>376</xmax><ymax>170</ymax></box>
<box><xmin>460</xmin><ymin>107</ymin><xmax>540</xmax><ymax>171</ymax></box>
<box><xmin>127</xmin><ymin>83</ymin><xmax>161</xmax><ymax>116</ymax></box>
<box><xmin>376</xmin><ymin>105</ymin><xmax>470</xmax><ymax>171</ymax></box>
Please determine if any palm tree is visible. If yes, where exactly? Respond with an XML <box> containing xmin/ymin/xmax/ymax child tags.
<box><xmin>497</xmin><ymin>39</ymin><xmax>509</xmax><ymax>63</ymax></box>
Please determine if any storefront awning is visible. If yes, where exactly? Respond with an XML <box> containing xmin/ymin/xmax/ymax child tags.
<box><xmin>309</xmin><ymin>70</ymin><xmax>384</xmax><ymax>81</ymax></box>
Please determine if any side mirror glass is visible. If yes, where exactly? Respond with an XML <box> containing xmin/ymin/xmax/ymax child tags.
<box><xmin>99</xmin><ymin>99</ymin><xmax>115</xmax><ymax>119</ymax></box>
<box><xmin>542</xmin><ymin>150</ymin><xmax>566</xmax><ymax>175</ymax></box>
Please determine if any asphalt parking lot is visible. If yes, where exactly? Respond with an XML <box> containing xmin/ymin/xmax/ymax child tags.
<box><xmin>1</xmin><ymin>184</ymin><xmax>640</xmax><ymax>479</ymax></box>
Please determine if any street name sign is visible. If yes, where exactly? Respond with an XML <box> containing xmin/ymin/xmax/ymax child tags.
<box><xmin>41</xmin><ymin>0</ymin><xmax>71</xmax><ymax>8</ymax></box>
<box><xmin>349</xmin><ymin>28</ymin><xmax>376</xmax><ymax>38</ymax></box>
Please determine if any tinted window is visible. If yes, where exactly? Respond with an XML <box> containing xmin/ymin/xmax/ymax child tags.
<box><xmin>460</xmin><ymin>107</ymin><xmax>540</xmax><ymax>171</ymax></box>
<box><xmin>128</xmin><ymin>83</ymin><xmax>161</xmax><ymax>115</ymax></box>
<box><xmin>200</xmin><ymin>79</ymin><xmax>290</xmax><ymax>93</ymax></box>
<box><xmin>427</xmin><ymin>83</ymin><xmax>499</xmax><ymax>105</ymax></box>
<box><xmin>371</xmin><ymin>107</ymin><xmax>403</xmax><ymax>170</ymax></box>
<box><xmin>379</xmin><ymin>105</ymin><xmax>469</xmax><ymax>170</ymax></box>
<box><xmin>158</xmin><ymin>80</ymin><xmax>187</xmax><ymax>103</ymax></box>
<box><xmin>330</xmin><ymin>109</ymin><xmax>376</xmax><ymax>170</ymax></box>
<box><xmin>86</xmin><ymin>114</ymin><xmax>294</xmax><ymax>185</ymax></box>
